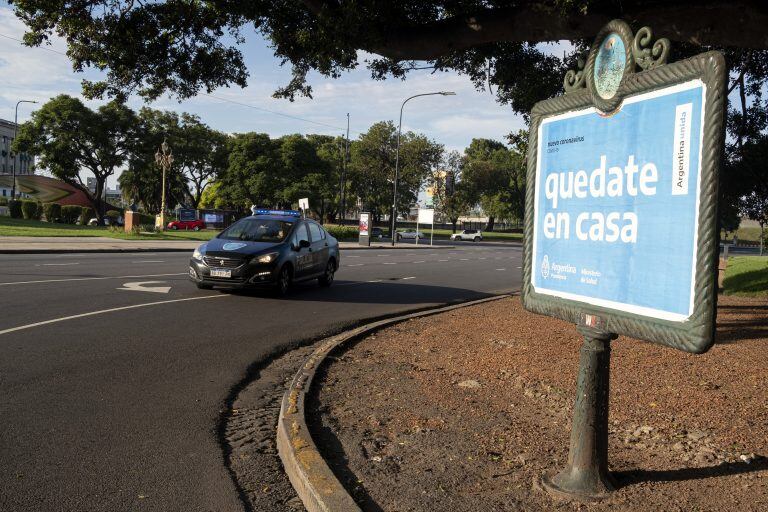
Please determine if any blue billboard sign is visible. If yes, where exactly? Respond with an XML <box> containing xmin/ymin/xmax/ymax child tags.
<box><xmin>531</xmin><ymin>80</ymin><xmax>705</xmax><ymax>322</ymax></box>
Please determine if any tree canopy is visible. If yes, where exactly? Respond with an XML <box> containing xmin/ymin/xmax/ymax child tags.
<box><xmin>11</xmin><ymin>1</ymin><xmax>768</xmax><ymax>112</ymax></box>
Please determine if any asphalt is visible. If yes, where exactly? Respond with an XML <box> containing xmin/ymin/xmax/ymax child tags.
<box><xmin>0</xmin><ymin>242</ymin><xmax>522</xmax><ymax>512</ymax></box>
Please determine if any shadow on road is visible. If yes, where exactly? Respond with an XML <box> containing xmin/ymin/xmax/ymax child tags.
<box><xmin>224</xmin><ymin>280</ymin><xmax>498</xmax><ymax>305</ymax></box>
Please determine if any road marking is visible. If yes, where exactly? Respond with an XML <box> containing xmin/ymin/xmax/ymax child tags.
<box><xmin>479</xmin><ymin>257</ymin><xmax>487</xmax><ymax>260</ymax></box>
<box><xmin>117</xmin><ymin>281</ymin><xmax>172</xmax><ymax>294</ymax></box>
<box><xmin>0</xmin><ymin>273</ymin><xmax>187</xmax><ymax>287</ymax></box>
<box><xmin>460</xmin><ymin>258</ymin><xmax>469</xmax><ymax>261</ymax></box>
<box><xmin>383</xmin><ymin>262</ymin><xmax>397</xmax><ymax>265</ymax></box>
<box><xmin>402</xmin><ymin>276</ymin><xmax>416</xmax><ymax>280</ymax></box>
<box><xmin>496</xmin><ymin>268</ymin><xmax>506</xmax><ymax>271</ymax></box>
<box><xmin>131</xmin><ymin>260</ymin><xmax>165</xmax><ymax>263</ymax></box>
<box><xmin>346</xmin><ymin>255</ymin><xmax>361</xmax><ymax>258</ymax></box>
<box><xmin>367</xmin><ymin>279</ymin><xmax>383</xmax><ymax>283</ymax></box>
<box><xmin>516</xmin><ymin>266</ymin><xmax>522</xmax><ymax>269</ymax></box>
<box><xmin>0</xmin><ymin>295</ymin><xmax>225</xmax><ymax>337</ymax></box>
<box><xmin>413</xmin><ymin>260</ymin><xmax>425</xmax><ymax>263</ymax></box>
<box><xmin>36</xmin><ymin>262</ymin><xmax>80</xmax><ymax>266</ymax></box>
<box><xmin>438</xmin><ymin>259</ymin><xmax>449</xmax><ymax>262</ymax></box>
<box><xmin>346</xmin><ymin>263</ymin><xmax>364</xmax><ymax>267</ymax></box>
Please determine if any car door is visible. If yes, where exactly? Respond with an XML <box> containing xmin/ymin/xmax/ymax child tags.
<box><xmin>307</xmin><ymin>221</ymin><xmax>329</xmax><ymax>276</ymax></box>
<box><xmin>291</xmin><ymin>222</ymin><xmax>314</xmax><ymax>279</ymax></box>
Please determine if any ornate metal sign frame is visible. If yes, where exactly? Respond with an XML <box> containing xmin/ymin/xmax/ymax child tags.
<box><xmin>523</xmin><ymin>20</ymin><xmax>727</xmax><ymax>354</ymax></box>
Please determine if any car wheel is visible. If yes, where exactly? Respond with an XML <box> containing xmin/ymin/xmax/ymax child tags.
<box><xmin>274</xmin><ymin>265</ymin><xmax>292</xmax><ymax>296</ymax></box>
<box><xmin>193</xmin><ymin>225</ymin><xmax>200</xmax><ymax>231</ymax></box>
<box><xmin>474</xmin><ymin>237</ymin><xmax>480</xmax><ymax>242</ymax></box>
<box><xmin>170</xmin><ymin>225</ymin><xmax>178</xmax><ymax>230</ymax></box>
<box><xmin>319</xmin><ymin>259</ymin><xmax>335</xmax><ymax>287</ymax></box>
<box><xmin>196</xmin><ymin>283</ymin><xmax>213</xmax><ymax>290</ymax></box>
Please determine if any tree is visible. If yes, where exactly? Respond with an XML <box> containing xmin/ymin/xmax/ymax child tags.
<box><xmin>741</xmin><ymin>191</ymin><xmax>768</xmax><ymax>256</ymax></box>
<box><xmin>13</xmin><ymin>2</ymin><xmax>768</xmax><ymax>107</ymax></box>
<box><xmin>348</xmin><ymin>121</ymin><xmax>442</xmax><ymax>221</ymax></box>
<box><xmin>14</xmin><ymin>95</ymin><xmax>135</xmax><ymax>222</ymax></box>
<box><xmin>431</xmin><ymin>150</ymin><xmax>470</xmax><ymax>232</ymax></box>
<box><xmin>218</xmin><ymin>132</ymin><xmax>283</xmax><ymax>211</ymax></box>
<box><xmin>175</xmin><ymin>114</ymin><xmax>229</xmax><ymax>207</ymax></box>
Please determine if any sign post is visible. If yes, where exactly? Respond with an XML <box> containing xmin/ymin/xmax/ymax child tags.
<box><xmin>298</xmin><ymin>197</ymin><xmax>309</xmax><ymax>218</ymax></box>
<box><xmin>358</xmin><ymin>212</ymin><xmax>371</xmax><ymax>247</ymax></box>
<box><xmin>417</xmin><ymin>208</ymin><xmax>434</xmax><ymax>247</ymax></box>
<box><xmin>523</xmin><ymin>20</ymin><xmax>726</xmax><ymax>501</ymax></box>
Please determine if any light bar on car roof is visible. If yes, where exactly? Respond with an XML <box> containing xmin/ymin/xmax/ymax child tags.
<box><xmin>252</xmin><ymin>209</ymin><xmax>301</xmax><ymax>217</ymax></box>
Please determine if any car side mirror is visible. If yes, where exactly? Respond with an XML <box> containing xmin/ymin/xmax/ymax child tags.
<box><xmin>299</xmin><ymin>239</ymin><xmax>311</xmax><ymax>249</ymax></box>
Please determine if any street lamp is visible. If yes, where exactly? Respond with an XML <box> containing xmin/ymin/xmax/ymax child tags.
<box><xmin>12</xmin><ymin>100</ymin><xmax>38</xmax><ymax>200</ymax></box>
<box><xmin>390</xmin><ymin>91</ymin><xmax>456</xmax><ymax>246</ymax></box>
<box><xmin>154</xmin><ymin>138</ymin><xmax>174</xmax><ymax>231</ymax></box>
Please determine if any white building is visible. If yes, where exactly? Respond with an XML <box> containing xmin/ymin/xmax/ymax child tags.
<box><xmin>0</xmin><ymin>118</ymin><xmax>35</xmax><ymax>199</ymax></box>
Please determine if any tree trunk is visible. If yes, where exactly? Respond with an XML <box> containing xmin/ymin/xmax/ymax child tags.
<box><xmin>93</xmin><ymin>177</ymin><xmax>106</xmax><ymax>225</ymax></box>
<box><xmin>486</xmin><ymin>216</ymin><xmax>495</xmax><ymax>232</ymax></box>
<box><xmin>761</xmin><ymin>223</ymin><xmax>764</xmax><ymax>257</ymax></box>
<box><xmin>451</xmin><ymin>217</ymin><xmax>458</xmax><ymax>233</ymax></box>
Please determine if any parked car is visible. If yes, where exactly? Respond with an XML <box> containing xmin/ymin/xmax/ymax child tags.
<box><xmin>88</xmin><ymin>216</ymin><xmax>123</xmax><ymax>226</ymax></box>
<box><xmin>450</xmin><ymin>229</ymin><xmax>483</xmax><ymax>242</ymax></box>
<box><xmin>371</xmin><ymin>227</ymin><xmax>387</xmax><ymax>239</ymax></box>
<box><xmin>395</xmin><ymin>228</ymin><xmax>426</xmax><ymax>241</ymax></box>
<box><xmin>168</xmin><ymin>219</ymin><xmax>206</xmax><ymax>231</ymax></box>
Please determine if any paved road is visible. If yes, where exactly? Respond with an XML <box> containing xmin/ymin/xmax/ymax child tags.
<box><xmin>0</xmin><ymin>243</ymin><xmax>522</xmax><ymax>511</ymax></box>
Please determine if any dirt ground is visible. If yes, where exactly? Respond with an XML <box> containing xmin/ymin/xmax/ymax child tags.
<box><xmin>309</xmin><ymin>295</ymin><xmax>768</xmax><ymax>512</ymax></box>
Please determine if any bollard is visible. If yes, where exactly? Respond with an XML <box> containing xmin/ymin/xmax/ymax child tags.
<box><xmin>540</xmin><ymin>326</ymin><xmax>617</xmax><ymax>501</ymax></box>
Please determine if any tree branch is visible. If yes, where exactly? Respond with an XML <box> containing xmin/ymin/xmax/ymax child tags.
<box><xmin>358</xmin><ymin>2</ymin><xmax>768</xmax><ymax>61</ymax></box>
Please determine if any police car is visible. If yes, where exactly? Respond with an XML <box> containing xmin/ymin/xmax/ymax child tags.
<box><xmin>189</xmin><ymin>209</ymin><xmax>340</xmax><ymax>295</ymax></box>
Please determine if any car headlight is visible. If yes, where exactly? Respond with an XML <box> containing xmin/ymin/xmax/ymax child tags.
<box><xmin>257</xmin><ymin>252</ymin><xmax>279</xmax><ymax>264</ymax></box>
<box><xmin>193</xmin><ymin>244</ymin><xmax>206</xmax><ymax>260</ymax></box>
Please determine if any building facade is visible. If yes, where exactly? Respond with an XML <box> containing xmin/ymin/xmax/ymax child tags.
<box><xmin>0</xmin><ymin>118</ymin><xmax>36</xmax><ymax>198</ymax></box>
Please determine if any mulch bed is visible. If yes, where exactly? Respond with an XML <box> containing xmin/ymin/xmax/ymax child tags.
<box><xmin>309</xmin><ymin>295</ymin><xmax>768</xmax><ymax>511</ymax></box>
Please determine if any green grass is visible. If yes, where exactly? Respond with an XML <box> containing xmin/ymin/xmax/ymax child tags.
<box><xmin>721</xmin><ymin>226</ymin><xmax>763</xmax><ymax>243</ymax></box>
<box><xmin>0</xmin><ymin>216</ymin><xmax>218</xmax><ymax>241</ymax></box>
<box><xmin>723</xmin><ymin>256</ymin><xmax>768</xmax><ymax>297</ymax></box>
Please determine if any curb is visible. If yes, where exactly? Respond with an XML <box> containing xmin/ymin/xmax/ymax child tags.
<box><xmin>276</xmin><ymin>294</ymin><xmax>511</xmax><ymax>512</ymax></box>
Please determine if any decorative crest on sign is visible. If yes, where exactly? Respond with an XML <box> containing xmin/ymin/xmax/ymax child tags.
<box><xmin>563</xmin><ymin>57</ymin><xmax>586</xmax><ymax>93</ymax></box>
<box><xmin>564</xmin><ymin>22</ymin><xmax>672</xmax><ymax>106</ymax></box>
<box><xmin>632</xmin><ymin>27</ymin><xmax>670</xmax><ymax>70</ymax></box>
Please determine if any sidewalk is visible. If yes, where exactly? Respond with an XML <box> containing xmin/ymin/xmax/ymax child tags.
<box><xmin>0</xmin><ymin>236</ymin><xmax>455</xmax><ymax>254</ymax></box>
<box><xmin>310</xmin><ymin>295</ymin><xmax>768</xmax><ymax>511</ymax></box>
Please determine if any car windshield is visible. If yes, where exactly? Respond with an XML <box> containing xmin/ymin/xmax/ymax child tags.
<box><xmin>218</xmin><ymin>218</ymin><xmax>293</xmax><ymax>242</ymax></box>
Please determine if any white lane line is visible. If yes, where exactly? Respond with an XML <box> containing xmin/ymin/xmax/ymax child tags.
<box><xmin>346</xmin><ymin>255</ymin><xmax>361</xmax><ymax>258</ymax></box>
<box><xmin>376</xmin><ymin>254</ymin><xmax>388</xmax><ymax>257</ymax></box>
<box><xmin>36</xmin><ymin>263</ymin><xmax>80</xmax><ymax>267</ymax></box>
<box><xmin>346</xmin><ymin>263</ymin><xmax>364</xmax><ymax>267</ymax></box>
<box><xmin>460</xmin><ymin>258</ymin><xmax>469</xmax><ymax>261</ymax></box>
<box><xmin>496</xmin><ymin>268</ymin><xmax>506</xmax><ymax>271</ymax></box>
<box><xmin>402</xmin><ymin>276</ymin><xmax>416</xmax><ymax>280</ymax></box>
<box><xmin>0</xmin><ymin>295</ymin><xmax>225</xmax><ymax>337</ymax></box>
<box><xmin>0</xmin><ymin>273</ymin><xmax>187</xmax><ymax>287</ymax></box>
<box><xmin>367</xmin><ymin>279</ymin><xmax>383</xmax><ymax>283</ymax></box>
<box><xmin>413</xmin><ymin>261</ymin><xmax>425</xmax><ymax>264</ymax></box>
<box><xmin>516</xmin><ymin>266</ymin><xmax>522</xmax><ymax>269</ymax></box>
<box><xmin>383</xmin><ymin>262</ymin><xmax>397</xmax><ymax>265</ymax></box>
<box><xmin>131</xmin><ymin>260</ymin><xmax>165</xmax><ymax>263</ymax></box>
<box><xmin>479</xmin><ymin>257</ymin><xmax>487</xmax><ymax>260</ymax></box>
<box><xmin>438</xmin><ymin>259</ymin><xmax>449</xmax><ymax>262</ymax></box>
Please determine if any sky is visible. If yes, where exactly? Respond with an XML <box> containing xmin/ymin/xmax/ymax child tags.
<box><xmin>0</xmin><ymin>4</ymin><xmax>531</xmax><ymax>188</ymax></box>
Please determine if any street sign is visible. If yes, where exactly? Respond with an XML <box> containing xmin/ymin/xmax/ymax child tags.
<box><xmin>358</xmin><ymin>212</ymin><xmax>371</xmax><ymax>247</ymax></box>
<box><xmin>298</xmin><ymin>197</ymin><xmax>309</xmax><ymax>211</ymax></box>
<box><xmin>522</xmin><ymin>20</ymin><xmax>727</xmax><ymax>501</ymax></box>
<box><xmin>523</xmin><ymin>22</ymin><xmax>725</xmax><ymax>355</ymax></box>
<box><xmin>417</xmin><ymin>208</ymin><xmax>434</xmax><ymax>225</ymax></box>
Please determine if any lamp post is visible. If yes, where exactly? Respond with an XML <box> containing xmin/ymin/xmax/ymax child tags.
<box><xmin>11</xmin><ymin>100</ymin><xmax>38</xmax><ymax>200</ymax></box>
<box><xmin>154</xmin><ymin>138</ymin><xmax>173</xmax><ymax>231</ymax></box>
<box><xmin>390</xmin><ymin>91</ymin><xmax>455</xmax><ymax>246</ymax></box>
